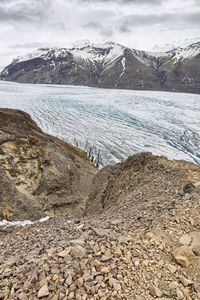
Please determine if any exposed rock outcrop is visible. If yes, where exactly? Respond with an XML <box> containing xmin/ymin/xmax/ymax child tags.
<box><xmin>0</xmin><ymin>108</ymin><xmax>97</xmax><ymax>221</ymax></box>
<box><xmin>86</xmin><ymin>152</ymin><xmax>200</xmax><ymax>217</ymax></box>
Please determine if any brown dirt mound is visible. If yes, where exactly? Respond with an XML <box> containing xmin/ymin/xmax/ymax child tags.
<box><xmin>86</xmin><ymin>152</ymin><xmax>200</xmax><ymax>221</ymax></box>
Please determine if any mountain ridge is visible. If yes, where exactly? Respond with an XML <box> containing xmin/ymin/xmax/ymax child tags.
<box><xmin>1</xmin><ymin>41</ymin><xmax>200</xmax><ymax>94</ymax></box>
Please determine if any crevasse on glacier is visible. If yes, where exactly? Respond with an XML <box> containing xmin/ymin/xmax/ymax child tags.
<box><xmin>0</xmin><ymin>81</ymin><xmax>199</xmax><ymax>168</ymax></box>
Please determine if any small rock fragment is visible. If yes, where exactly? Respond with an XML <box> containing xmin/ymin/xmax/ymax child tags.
<box><xmin>179</xmin><ymin>276</ymin><xmax>193</xmax><ymax>287</ymax></box>
<box><xmin>169</xmin><ymin>281</ymin><xmax>179</xmax><ymax>289</ymax></box>
<box><xmin>176</xmin><ymin>288</ymin><xmax>184</xmax><ymax>299</ymax></box>
<box><xmin>101</xmin><ymin>267</ymin><xmax>110</xmax><ymax>274</ymax></box>
<box><xmin>18</xmin><ymin>293</ymin><xmax>28</xmax><ymax>300</ymax></box>
<box><xmin>167</xmin><ymin>264</ymin><xmax>177</xmax><ymax>274</ymax></box>
<box><xmin>113</xmin><ymin>282</ymin><xmax>121</xmax><ymax>291</ymax></box>
<box><xmin>58</xmin><ymin>248</ymin><xmax>71</xmax><ymax>257</ymax></box>
<box><xmin>179</xmin><ymin>234</ymin><xmax>192</xmax><ymax>246</ymax></box>
<box><xmin>149</xmin><ymin>286</ymin><xmax>162</xmax><ymax>297</ymax></box>
<box><xmin>68</xmin><ymin>292</ymin><xmax>74</xmax><ymax>299</ymax></box>
<box><xmin>38</xmin><ymin>285</ymin><xmax>49</xmax><ymax>298</ymax></box>
<box><xmin>66</xmin><ymin>275</ymin><xmax>73</xmax><ymax>286</ymax></box>
<box><xmin>135</xmin><ymin>295</ymin><xmax>146</xmax><ymax>300</ymax></box>
<box><xmin>193</xmin><ymin>283</ymin><xmax>200</xmax><ymax>293</ymax></box>
<box><xmin>192</xmin><ymin>246</ymin><xmax>200</xmax><ymax>256</ymax></box>
<box><xmin>71</xmin><ymin>245</ymin><xmax>86</xmax><ymax>259</ymax></box>
<box><xmin>76</xmin><ymin>277</ymin><xmax>84</xmax><ymax>289</ymax></box>
<box><xmin>134</xmin><ymin>260</ymin><xmax>140</xmax><ymax>267</ymax></box>
<box><xmin>145</xmin><ymin>232</ymin><xmax>153</xmax><ymax>240</ymax></box>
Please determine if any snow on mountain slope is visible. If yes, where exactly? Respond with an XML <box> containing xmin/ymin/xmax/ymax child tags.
<box><xmin>70</xmin><ymin>42</ymin><xmax>125</xmax><ymax>63</ymax></box>
<box><xmin>1</xmin><ymin>41</ymin><xmax>200</xmax><ymax>94</ymax></box>
<box><xmin>6</xmin><ymin>40</ymin><xmax>200</xmax><ymax>68</ymax></box>
<box><xmin>13</xmin><ymin>42</ymin><xmax>125</xmax><ymax>65</ymax></box>
<box><xmin>13</xmin><ymin>48</ymin><xmax>51</xmax><ymax>64</ymax></box>
<box><xmin>170</xmin><ymin>42</ymin><xmax>200</xmax><ymax>63</ymax></box>
<box><xmin>146</xmin><ymin>42</ymin><xmax>200</xmax><ymax>62</ymax></box>
<box><xmin>120</xmin><ymin>57</ymin><xmax>126</xmax><ymax>77</ymax></box>
<box><xmin>8</xmin><ymin>40</ymin><xmax>200</xmax><ymax>68</ymax></box>
<box><xmin>131</xmin><ymin>49</ymin><xmax>153</xmax><ymax>66</ymax></box>
<box><xmin>146</xmin><ymin>50</ymin><xmax>170</xmax><ymax>58</ymax></box>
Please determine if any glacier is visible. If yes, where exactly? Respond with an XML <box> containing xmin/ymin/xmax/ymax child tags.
<box><xmin>0</xmin><ymin>81</ymin><xmax>199</xmax><ymax>168</ymax></box>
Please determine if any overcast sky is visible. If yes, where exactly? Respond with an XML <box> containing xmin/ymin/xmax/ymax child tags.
<box><xmin>0</xmin><ymin>0</ymin><xmax>200</xmax><ymax>70</ymax></box>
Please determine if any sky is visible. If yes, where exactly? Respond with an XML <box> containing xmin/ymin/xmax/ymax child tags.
<box><xmin>0</xmin><ymin>0</ymin><xmax>200</xmax><ymax>70</ymax></box>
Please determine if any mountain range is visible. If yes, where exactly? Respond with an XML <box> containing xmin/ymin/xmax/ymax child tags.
<box><xmin>1</xmin><ymin>41</ymin><xmax>200</xmax><ymax>94</ymax></box>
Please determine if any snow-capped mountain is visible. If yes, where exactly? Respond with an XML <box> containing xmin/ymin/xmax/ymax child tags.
<box><xmin>13</xmin><ymin>42</ymin><xmax>125</xmax><ymax>64</ymax></box>
<box><xmin>1</xmin><ymin>41</ymin><xmax>200</xmax><ymax>94</ymax></box>
<box><xmin>169</xmin><ymin>42</ymin><xmax>200</xmax><ymax>62</ymax></box>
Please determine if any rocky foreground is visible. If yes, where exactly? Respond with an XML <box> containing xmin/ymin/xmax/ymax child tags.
<box><xmin>1</xmin><ymin>189</ymin><xmax>200</xmax><ymax>300</ymax></box>
<box><xmin>1</xmin><ymin>109</ymin><xmax>200</xmax><ymax>299</ymax></box>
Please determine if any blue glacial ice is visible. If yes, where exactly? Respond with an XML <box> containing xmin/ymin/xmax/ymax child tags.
<box><xmin>0</xmin><ymin>81</ymin><xmax>199</xmax><ymax>168</ymax></box>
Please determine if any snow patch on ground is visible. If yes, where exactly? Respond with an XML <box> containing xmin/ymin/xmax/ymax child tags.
<box><xmin>0</xmin><ymin>216</ymin><xmax>50</xmax><ymax>228</ymax></box>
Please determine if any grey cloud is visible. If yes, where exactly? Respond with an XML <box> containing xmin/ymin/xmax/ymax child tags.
<box><xmin>119</xmin><ymin>24</ymin><xmax>132</xmax><ymax>33</ymax></box>
<box><xmin>9</xmin><ymin>42</ymin><xmax>45</xmax><ymax>49</ymax></box>
<box><xmin>0</xmin><ymin>0</ymin><xmax>15</xmax><ymax>2</ymax></box>
<box><xmin>120</xmin><ymin>13</ymin><xmax>175</xmax><ymax>27</ymax></box>
<box><xmin>83</xmin><ymin>21</ymin><xmax>113</xmax><ymax>37</ymax></box>
<box><xmin>184</xmin><ymin>12</ymin><xmax>200</xmax><ymax>24</ymax></box>
<box><xmin>50</xmin><ymin>22</ymin><xmax>68</xmax><ymax>31</ymax></box>
<box><xmin>0</xmin><ymin>0</ymin><xmax>51</xmax><ymax>23</ymax></box>
<box><xmin>100</xmin><ymin>27</ymin><xmax>113</xmax><ymax>37</ymax></box>
<box><xmin>83</xmin><ymin>22</ymin><xmax>103</xmax><ymax>30</ymax></box>
<box><xmin>77</xmin><ymin>0</ymin><xmax>162</xmax><ymax>4</ymax></box>
<box><xmin>118</xmin><ymin>10</ymin><xmax>200</xmax><ymax>31</ymax></box>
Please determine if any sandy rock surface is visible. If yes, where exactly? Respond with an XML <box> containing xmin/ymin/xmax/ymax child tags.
<box><xmin>0</xmin><ymin>109</ymin><xmax>96</xmax><ymax>221</ymax></box>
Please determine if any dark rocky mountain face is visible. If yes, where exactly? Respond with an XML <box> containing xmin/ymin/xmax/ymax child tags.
<box><xmin>0</xmin><ymin>109</ymin><xmax>96</xmax><ymax>221</ymax></box>
<box><xmin>152</xmin><ymin>43</ymin><xmax>200</xmax><ymax>94</ymax></box>
<box><xmin>1</xmin><ymin>41</ymin><xmax>200</xmax><ymax>93</ymax></box>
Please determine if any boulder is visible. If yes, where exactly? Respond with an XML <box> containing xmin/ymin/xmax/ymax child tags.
<box><xmin>179</xmin><ymin>231</ymin><xmax>200</xmax><ymax>248</ymax></box>
<box><xmin>179</xmin><ymin>232</ymin><xmax>200</xmax><ymax>256</ymax></box>
<box><xmin>172</xmin><ymin>245</ymin><xmax>196</xmax><ymax>267</ymax></box>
